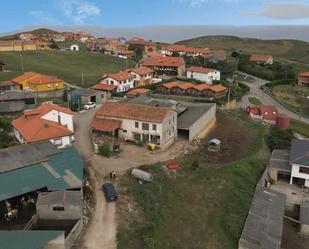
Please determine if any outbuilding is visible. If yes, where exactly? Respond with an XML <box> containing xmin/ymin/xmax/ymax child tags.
<box><xmin>70</xmin><ymin>44</ymin><xmax>79</xmax><ymax>51</ymax></box>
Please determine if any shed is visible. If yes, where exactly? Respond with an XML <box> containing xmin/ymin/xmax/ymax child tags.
<box><xmin>70</xmin><ymin>44</ymin><xmax>79</xmax><ymax>51</ymax></box>
<box><xmin>69</xmin><ymin>89</ymin><xmax>106</xmax><ymax>109</ymax></box>
<box><xmin>36</xmin><ymin>190</ymin><xmax>82</xmax><ymax>222</ymax></box>
<box><xmin>208</xmin><ymin>139</ymin><xmax>221</xmax><ymax>152</ymax></box>
<box><xmin>177</xmin><ymin>103</ymin><xmax>216</xmax><ymax>141</ymax></box>
<box><xmin>267</xmin><ymin>149</ymin><xmax>291</xmax><ymax>183</ymax></box>
<box><xmin>238</xmin><ymin>187</ymin><xmax>286</xmax><ymax>249</ymax></box>
<box><xmin>300</xmin><ymin>200</ymin><xmax>309</xmax><ymax>235</ymax></box>
<box><xmin>0</xmin><ymin>81</ymin><xmax>16</xmax><ymax>92</ymax></box>
<box><xmin>0</xmin><ymin>231</ymin><xmax>65</xmax><ymax>249</ymax></box>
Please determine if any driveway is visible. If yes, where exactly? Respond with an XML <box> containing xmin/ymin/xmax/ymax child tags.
<box><xmin>73</xmin><ymin>106</ymin><xmax>187</xmax><ymax>249</ymax></box>
<box><xmin>237</xmin><ymin>71</ymin><xmax>309</xmax><ymax>124</ymax></box>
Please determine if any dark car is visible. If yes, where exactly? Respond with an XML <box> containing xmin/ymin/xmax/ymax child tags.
<box><xmin>102</xmin><ymin>183</ymin><xmax>118</xmax><ymax>202</ymax></box>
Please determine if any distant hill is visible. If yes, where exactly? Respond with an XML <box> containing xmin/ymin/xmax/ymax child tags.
<box><xmin>0</xmin><ymin>28</ymin><xmax>59</xmax><ymax>40</ymax></box>
<box><xmin>177</xmin><ymin>35</ymin><xmax>309</xmax><ymax>74</ymax></box>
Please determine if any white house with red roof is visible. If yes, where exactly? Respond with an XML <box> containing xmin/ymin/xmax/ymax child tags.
<box><xmin>11</xmin><ymin>103</ymin><xmax>75</xmax><ymax>148</ymax></box>
<box><xmin>246</xmin><ymin>105</ymin><xmax>279</xmax><ymax>125</ymax></box>
<box><xmin>129</xmin><ymin>67</ymin><xmax>154</xmax><ymax>87</ymax></box>
<box><xmin>99</xmin><ymin>70</ymin><xmax>134</xmax><ymax>93</ymax></box>
<box><xmin>186</xmin><ymin>66</ymin><xmax>220</xmax><ymax>84</ymax></box>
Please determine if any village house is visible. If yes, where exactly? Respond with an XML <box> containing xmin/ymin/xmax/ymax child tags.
<box><xmin>116</xmin><ymin>48</ymin><xmax>135</xmax><ymax>59</ymax></box>
<box><xmin>19</xmin><ymin>33</ymin><xmax>37</xmax><ymax>41</ymax></box>
<box><xmin>11</xmin><ymin>72</ymin><xmax>65</xmax><ymax>92</ymax></box>
<box><xmin>127</xmin><ymin>88</ymin><xmax>151</xmax><ymax>98</ymax></box>
<box><xmin>11</xmin><ymin>103</ymin><xmax>75</xmax><ymax>148</ymax></box>
<box><xmin>99</xmin><ymin>70</ymin><xmax>133</xmax><ymax>92</ymax></box>
<box><xmin>91</xmin><ymin>102</ymin><xmax>177</xmax><ymax>150</ymax></box>
<box><xmin>298</xmin><ymin>71</ymin><xmax>309</xmax><ymax>86</ymax></box>
<box><xmin>186</xmin><ymin>66</ymin><xmax>220</xmax><ymax>84</ymax></box>
<box><xmin>143</xmin><ymin>56</ymin><xmax>185</xmax><ymax>76</ymax></box>
<box><xmin>129</xmin><ymin>67</ymin><xmax>154</xmax><ymax>87</ymax></box>
<box><xmin>48</xmin><ymin>34</ymin><xmax>66</xmax><ymax>42</ymax></box>
<box><xmin>161</xmin><ymin>44</ymin><xmax>187</xmax><ymax>56</ymax></box>
<box><xmin>246</xmin><ymin>105</ymin><xmax>279</xmax><ymax>125</ymax></box>
<box><xmin>204</xmin><ymin>49</ymin><xmax>226</xmax><ymax>62</ymax></box>
<box><xmin>249</xmin><ymin>54</ymin><xmax>274</xmax><ymax>65</ymax></box>
<box><xmin>0</xmin><ymin>91</ymin><xmax>37</xmax><ymax>114</ymax></box>
<box><xmin>157</xmin><ymin>81</ymin><xmax>228</xmax><ymax>99</ymax></box>
<box><xmin>128</xmin><ymin>37</ymin><xmax>156</xmax><ymax>52</ymax></box>
<box><xmin>93</xmin><ymin>83</ymin><xmax>118</xmax><ymax>96</ymax></box>
<box><xmin>0</xmin><ymin>40</ymin><xmax>50</xmax><ymax>52</ymax></box>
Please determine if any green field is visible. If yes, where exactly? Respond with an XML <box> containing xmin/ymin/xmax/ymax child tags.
<box><xmin>290</xmin><ymin>119</ymin><xmax>309</xmax><ymax>137</ymax></box>
<box><xmin>177</xmin><ymin>36</ymin><xmax>309</xmax><ymax>75</ymax></box>
<box><xmin>117</xmin><ymin>110</ymin><xmax>269</xmax><ymax>249</ymax></box>
<box><xmin>0</xmin><ymin>50</ymin><xmax>135</xmax><ymax>87</ymax></box>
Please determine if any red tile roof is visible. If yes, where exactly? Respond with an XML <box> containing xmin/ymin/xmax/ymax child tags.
<box><xmin>12</xmin><ymin>72</ymin><xmax>37</xmax><ymax>83</ymax></box>
<box><xmin>187</xmin><ymin>66</ymin><xmax>218</xmax><ymax>74</ymax></box>
<box><xmin>163</xmin><ymin>45</ymin><xmax>187</xmax><ymax>52</ymax></box>
<box><xmin>209</xmin><ymin>84</ymin><xmax>228</xmax><ymax>93</ymax></box>
<box><xmin>28</xmin><ymin>75</ymin><xmax>63</xmax><ymax>85</ymax></box>
<box><xmin>91</xmin><ymin>118</ymin><xmax>121</xmax><ymax>132</ymax></box>
<box><xmin>299</xmin><ymin>71</ymin><xmax>309</xmax><ymax>77</ymax></box>
<box><xmin>94</xmin><ymin>83</ymin><xmax>117</xmax><ymax>92</ymax></box>
<box><xmin>11</xmin><ymin>103</ymin><xmax>74</xmax><ymax>143</ymax></box>
<box><xmin>194</xmin><ymin>84</ymin><xmax>210</xmax><ymax>91</ymax></box>
<box><xmin>249</xmin><ymin>54</ymin><xmax>273</xmax><ymax>62</ymax></box>
<box><xmin>130</xmin><ymin>67</ymin><xmax>154</xmax><ymax>75</ymax></box>
<box><xmin>103</xmin><ymin>71</ymin><xmax>131</xmax><ymax>82</ymax></box>
<box><xmin>127</xmin><ymin>88</ymin><xmax>150</xmax><ymax>95</ymax></box>
<box><xmin>161</xmin><ymin>81</ymin><xmax>179</xmax><ymax>89</ymax></box>
<box><xmin>95</xmin><ymin>102</ymin><xmax>172</xmax><ymax>123</ymax></box>
<box><xmin>176</xmin><ymin>82</ymin><xmax>195</xmax><ymax>90</ymax></box>
<box><xmin>249</xmin><ymin>105</ymin><xmax>279</xmax><ymax>121</ymax></box>
<box><xmin>143</xmin><ymin>56</ymin><xmax>185</xmax><ymax>67</ymax></box>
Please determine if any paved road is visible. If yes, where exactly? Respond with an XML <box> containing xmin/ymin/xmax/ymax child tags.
<box><xmin>237</xmin><ymin>72</ymin><xmax>309</xmax><ymax>124</ymax></box>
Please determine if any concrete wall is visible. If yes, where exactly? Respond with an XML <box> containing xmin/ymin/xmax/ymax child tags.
<box><xmin>65</xmin><ymin>219</ymin><xmax>83</xmax><ymax>249</ymax></box>
<box><xmin>301</xmin><ymin>224</ymin><xmax>309</xmax><ymax>236</ymax></box>
<box><xmin>290</xmin><ymin>164</ymin><xmax>309</xmax><ymax>187</ymax></box>
<box><xmin>188</xmin><ymin>105</ymin><xmax>216</xmax><ymax>142</ymax></box>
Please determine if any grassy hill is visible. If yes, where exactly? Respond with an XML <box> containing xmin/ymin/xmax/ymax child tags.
<box><xmin>0</xmin><ymin>28</ymin><xmax>59</xmax><ymax>41</ymax></box>
<box><xmin>177</xmin><ymin>35</ymin><xmax>309</xmax><ymax>74</ymax></box>
<box><xmin>0</xmin><ymin>51</ymin><xmax>134</xmax><ymax>87</ymax></box>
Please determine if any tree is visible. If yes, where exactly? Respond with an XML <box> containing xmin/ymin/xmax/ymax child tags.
<box><xmin>98</xmin><ymin>143</ymin><xmax>112</xmax><ymax>157</ymax></box>
<box><xmin>267</xmin><ymin>127</ymin><xmax>294</xmax><ymax>151</ymax></box>
<box><xmin>0</xmin><ymin>116</ymin><xmax>14</xmax><ymax>148</ymax></box>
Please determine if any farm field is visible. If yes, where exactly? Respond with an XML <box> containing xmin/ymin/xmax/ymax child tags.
<box><xmin>116</xmin><ymin>110</ymin><xmax>269</xmax><ymax>249</ymax></box>
<box><xmin>271</xmin><ymin>85</ymin><xmax>309</xmax><ymax>116</ymax></box>
<box><xmin>0</xmin><ymin>50</ymin><xmax>134</xmax><ymax>87</ymax></box>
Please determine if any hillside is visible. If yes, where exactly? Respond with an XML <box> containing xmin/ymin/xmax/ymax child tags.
<box><xmin>0</xmin><ymin>51</ymin><xmax>134</xmax><ymax>87</ymax></box>
<box><xmin>0</xmin><ymin>28</ymin><xmax>59</xmax><ymax>40</ymax></box>
<box><xmin>177</xmin><ymin>35</ymin><xmax>309</xmax><ymax>74</ymax></box>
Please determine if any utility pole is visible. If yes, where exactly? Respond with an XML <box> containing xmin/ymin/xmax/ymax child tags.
<box><xmin>20</xmin><ymin>54</ymin><xmax>24</xmax><ymax>73</ymax></box>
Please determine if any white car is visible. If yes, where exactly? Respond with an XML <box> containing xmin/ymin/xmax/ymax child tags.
<box><xmin>84</xmin><ymin>102</ymin><xmax>96</xmax><ymax>110</ymax></box>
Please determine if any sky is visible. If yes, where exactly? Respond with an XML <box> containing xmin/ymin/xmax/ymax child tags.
<box><xmin>1</xmin><ymin>0</ymin><xmax>309</xmax><ymax>32</ymax></box>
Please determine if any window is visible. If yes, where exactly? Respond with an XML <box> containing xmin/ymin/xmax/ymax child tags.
<box><xmin>53</xmin><ymin>206</ymin><xmax>64</xmax><ymax>211</ymax></box>
<box><xmin>142</xmin><ymin>123</ymin><xmax>149</xmax><ymax>131</ymax></box>
<box><xmin>299</xmin><ymin>167</ymin><xmax>309</xmax><ymax>174</ymax></box>
<box><xmin>152</xmin><ymin>124</ymin><xmax>157</xmax><ymax>131</ymax></box>
<box><xmin>135</xmin><ymin>122</ymin><xmax>139</xmax><ymax>128</ymax></box>
<box><xmin>54</xmin><ymin>138</ymin><xmax>62</xmax><ymax>146</ymax></box>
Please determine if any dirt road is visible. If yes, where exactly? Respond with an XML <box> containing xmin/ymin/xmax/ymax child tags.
<box><xmin>74</xmin><ymin>106</ymin><xmax>186</xmax><ymax>249</ymax></box>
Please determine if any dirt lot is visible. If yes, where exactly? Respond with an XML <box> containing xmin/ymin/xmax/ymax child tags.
<box><xmin>189</xmin><ymin>111</ymin><xmax>253</xmax><ymax>165</ymax></box>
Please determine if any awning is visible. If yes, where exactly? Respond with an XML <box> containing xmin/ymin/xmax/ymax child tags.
<box><xmin>91</xmin><ymin>118</ymin><xmax>121</xmax><ymax>132</ymax></box>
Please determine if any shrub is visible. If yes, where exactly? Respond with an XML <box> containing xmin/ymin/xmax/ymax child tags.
<box><xmin>98</xmin><ymin>143</ymin><xmax>112</xmax><ymax>157</ymax></box>
<box><xmin>267</xmin><ymin>127</ymin><xmax>294</xmax><ymax>151</ymax></box>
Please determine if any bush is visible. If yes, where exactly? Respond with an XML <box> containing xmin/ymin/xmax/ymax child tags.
<box><xmin>267</xmin><ymin>127</ymin><xmax>294</xmax><ymax>151</ymax></box>
<box><xmin>0</xmin><ymin>116</ymin><xmax>14</xmax><ymax>148</ymax></box>
<box><xmin>263</xmin><ymin>79</ymin><xmax>296</xmax><ymax>90</ymax></box>
<box><xmin>98</xmin><ymin>143</ymin><xmax>112</xmax><ymax>157</ymax></box>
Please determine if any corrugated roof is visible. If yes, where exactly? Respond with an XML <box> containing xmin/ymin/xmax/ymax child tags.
<box><xmin>290</xmin><ymin>139</ymin><xmax>309</xmax><ymax>166</ymax></box>
<box><xmin>0</xmin><ymin>231</ymin><xmax>64</xmax><ymax>249</ymax></box>
<box><xmin>0</xmin><ymin>146</ymin><xmax>83</xmax><ymax>201</ymax></box>
<box><xmin>300</xmin><ymin>200</ymin><xmax>309</xmax><ymax>225</ymax></box>
<box><xmin>239</xmin><ymin>186</ymin><xmax>286</xmax><ymax>249</ymax></box>
<box><xmin>36</xmin><ymin>190</ymin><xmax>81</xmax><ymax>207</ymax></box>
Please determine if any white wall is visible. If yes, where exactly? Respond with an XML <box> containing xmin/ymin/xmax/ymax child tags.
<box><xmin>291</xmin><ymin>164</ymin><xmax>309</xmax><ymax>187</ymax></box>
<box><xmin>41</xmin><ymin>110</ymin><xmax>74</xmax><ymax>132</ymax></box>
<box><xmin>101</xmin><ymin>77</ymin><xmax>134</xmax><ymax>93</ymax></box>
<box><xmin>186</xmin><ymin>70</ymin><xmax>220</xmax><ymax>84</ymax></box>
<box><xmin>50</xmin><ymin>136</ymin><xmax>72</xmax><ymax>148</ymax></box>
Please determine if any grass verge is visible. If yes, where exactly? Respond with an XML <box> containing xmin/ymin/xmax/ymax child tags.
<box><xmin>248</xmin><ymin>96</ymin><xmax>262</xmax><ymax>106</ymax></box>
<box><xmin>290</xmin><ymin>119</ymin><xmax>309</xmax><ymax>137</ymax></box>
<box><xmin>117</xmin><ymin>110</ymin><xmax>269</xmax><ymax>249</ymax></box>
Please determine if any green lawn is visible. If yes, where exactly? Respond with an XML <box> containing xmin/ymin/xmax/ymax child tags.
<box><xmin>248</xmin><ymin>96</ymin><xmax>262</xmax><ymax>106</ymax></box>
<box><xmin>290</xmin><ymin>119</ymin><xmax>309</xmax><ymax>137</ymax></box>
<box><xmin>0</xmin><ymin>50</ymin><xmax>135</xmax><ymax>87</ymax></box>
<box><xmin>117</xmin><ymin>110</ymin><xmax>269</xmax><ymax>249</ymax></box>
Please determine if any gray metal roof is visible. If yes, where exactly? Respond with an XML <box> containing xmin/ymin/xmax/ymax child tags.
<box><xmin>37</xmin><ymin>190</ymin><xmax>81</xmax><ymax>208</ymax></box>
<box><xmin>177</xmin><ymin>103</ymin><xmax>215</xmax><ymax>130</ymax></box>
<box><xmin>290</xmin><ymin>139</ymin><xmax>309</xmax><ymax>166</ymax></box>
<box><xmin>74</xmin><ymin>88</ymin><xmax>101</xmax><ymax>97</ymax></box>
<box><xmin>300</xmin><ymin>200</ymin><xmax>309</xmax><ymax>225</ymax></box>
<box><xmin>128</xmin><ymin>95</ymin><xmax>177</xmax><ymax>108</ymax></box>
<box><xmin>0</xmin><ymin>141</ymin><xmax>60</xmax><ymax>174</ymax></box>
<box><xmin>0</xmin><ymin>101</ymin><xmax>25</xmax><ymax>113</ymax></box>
<box><xmin>268</xmin><ymin>149</ymin><xmax>291</xmax><ymax>172</ymax></box>
<box><xmin>239</xmin><ymin>186</ymin><xmax>286</xmax><ymax>249</ymax></box>
<box><xmin>0</xmin><ymin>91</ymin><xmax>36</xmax><ymax>101</ymax></box>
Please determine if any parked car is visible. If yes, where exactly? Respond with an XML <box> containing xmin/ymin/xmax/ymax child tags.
<box><xmin>102</xmin><ymin>183</ymin><xmax>118</xmax><ymax>202</ymax></box>
<box><xmin>84</xmin><ymin>102</ymin><xmax>96</xmax><ymax>110</ymax></box>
